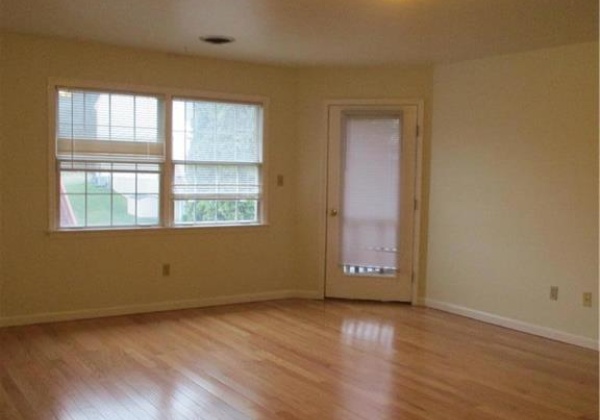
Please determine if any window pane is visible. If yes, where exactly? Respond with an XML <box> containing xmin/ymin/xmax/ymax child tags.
<box><xmin>112</xmin><ymin>173</ymin><xmax>136</xmax><ymax>194</ymax></box>
<box><xmin>135</xmin><ymin>96</ymin><xmax>159</xmax><ymax>140</ymax></box>
<box><xmin>61</xmin><ymin>171</ymin><xmax>85</xmax><ymax>193</ymax></box>
<box><xmin>60</xmin><ymin>194</ymin><xmax>85</xmax><ymax>228</ymax></box>
<box><xmin>195</xmin><ymin>200</ymin><xmax>218</xmax><ymax>222</ymax></box>
<box><xmin>86</xmin><ymin>172</ymin><xmax>112</xmax><ymax>194</ymax></box>
<box><xmin>112</xmin><ymin>193</ymin><xmax>135</xmax><ymax>226</ymax></box>
<box><xmin>217</xmin><ymin>200</ymin><xmax>236</xmax><ymax>221</ymax></box>
<box><xmin>136</xmin><ymin>194</ymin><xmax>159</xmax><ymax>225</ymax></box>
<box><xmin>172</xmin><ymin>131</ymin><xmax>186</xmax><ymax>161</ymax></box>
<box><xmin>137</xmin><ymin>173</ymin><xmax>159</xmax><ymax>194</ymax></box>
<box><xmin>173</xmin><ymin>199</ymin><xmax>257</xmax><ymax>225</ymax></box>
<box><xmin>171</xmin><ymin>99</ymin><xmax>261</xmax><ymax>163</ymax></box>
<box><xmin>111</xmin><ymin>94</ymin><xmax>135</xmax><ymax>139</ymax></box>
<box><xmin>59</xmin><ymin>168</ymin><xmax>160</xmax><ymax>229</ymax></box>
<box><xmin>87</xmin><ymin>194</ymin><xmax>111</xmax><ymax>226</ymax></box>
<box><xmin>237</xmin><ymin>200</ymin><xmax>258</xmax><ymax>222</ymax></box>
<box><xmin>174</xmin><ymin>200</ymin><xmax>193</xmax><ymax>224</ymax></box>
<box><xmin>172</xmin><ymin>100</ymin><xmax>186</xmax><ymax>132</ymax></box>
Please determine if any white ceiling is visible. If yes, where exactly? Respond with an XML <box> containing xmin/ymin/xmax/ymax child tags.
<box><xmin>1</xmin><ymin>0</ymin><xmax>597</xmax><ymax>66</ymax></box>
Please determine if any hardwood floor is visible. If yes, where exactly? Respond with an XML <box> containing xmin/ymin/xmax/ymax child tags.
<box><xmin>0</xmin><ymin>299</ymin><xmax>597</xmax><ymax>420</ymax></box>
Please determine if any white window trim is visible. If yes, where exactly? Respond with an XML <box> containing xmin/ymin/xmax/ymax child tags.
<box><xmin>47</xmin><ymin>78</ymin><xmax>270</xmax><ymax>233</ymax></box>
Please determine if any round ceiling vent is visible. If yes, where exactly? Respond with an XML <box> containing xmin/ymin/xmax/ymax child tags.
<box><xmin>200</xmin><ymin>36</ymin><xmax>235</xmax><ymax>45</ymax></box>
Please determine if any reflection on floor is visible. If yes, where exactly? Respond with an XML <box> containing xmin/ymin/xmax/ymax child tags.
<box><xmin>341</xmin><ymin>319</ymin><xmax>395</xmax><ymax>350</ymax></box>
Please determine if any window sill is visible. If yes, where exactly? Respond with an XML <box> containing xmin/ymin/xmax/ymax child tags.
<box><xmin>47</xmin><ymin>223</ymin><xmax>270</xmax><ymax>239</ymax></box>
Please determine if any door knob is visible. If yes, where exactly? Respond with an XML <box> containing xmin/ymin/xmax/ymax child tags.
<box><xmin>330</xmin><ymin>209</ymin><xmax>338</xmax><ymax>217</ymax></box>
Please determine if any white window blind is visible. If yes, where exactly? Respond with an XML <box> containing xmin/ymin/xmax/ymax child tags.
<box><xmin>171</xmin><ymin>99</ymin><xmax>262</xmax><ymax>225</ymax></box>
<box><xmin>56</xmin><ymin>88</ymin><xmax>164</xmax><ymax>229</ymax></box>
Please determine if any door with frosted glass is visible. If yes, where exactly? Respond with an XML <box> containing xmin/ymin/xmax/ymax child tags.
<box><xmin>325</xmin><ymin>105</ymin><xmax>418</xmax><ymax>301</ymax></box>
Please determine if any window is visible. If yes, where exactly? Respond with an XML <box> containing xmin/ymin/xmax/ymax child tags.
<box><xmin>52</xmin><ymin>84</ymin><xmax>266</xmax><ymax>231</ymax></box>
<box><xmin>171</xmin><ymin>99</ymin><xmax>262</xmax><ymax>225</ymax></box>
<box><xmin>56</xmin><ymin>88</ymin><xmax>164</xmax><ymax>229</ymax></box>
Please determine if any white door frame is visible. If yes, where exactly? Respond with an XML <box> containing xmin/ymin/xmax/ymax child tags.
<box><xmin>321</xmin><ymin>98</ymin><xmax>424</xmax><ymax>305</ymax></box>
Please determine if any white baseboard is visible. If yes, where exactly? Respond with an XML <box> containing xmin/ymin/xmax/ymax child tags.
<box><xmin>0</xmin><ymin>289</ymin><xmax>323</xmax><ymax>328</ymax></box>
<box><xmin>424</xmin><ymin>298</ymin><xmax>598</xmax><ymax>351</ymax></box>
<box><xmin>7</xmin><ymin>293</ymin><xmax>592</xmax><ymax>350</ymax></box>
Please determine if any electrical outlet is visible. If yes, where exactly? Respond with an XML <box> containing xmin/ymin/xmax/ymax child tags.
<box><xmin>162</xmin><ymin>263</ymin><xmax>171</xmax><ymax>276</ymax></box>
<box><xmin>583</xmin><ymin>292</ymin><xmax>592</xmax><ymax>307</ymax></box>
<box><xmin>550</xmin><ymin>286</ymin><xmax>558</xmax><ymax>301</ymax></box>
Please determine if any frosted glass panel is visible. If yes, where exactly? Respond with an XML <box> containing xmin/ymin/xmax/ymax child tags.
<box><xmin>341</xmin><ymin>115</ymin><xmax>400</xmax><ymax>276</ymax></box>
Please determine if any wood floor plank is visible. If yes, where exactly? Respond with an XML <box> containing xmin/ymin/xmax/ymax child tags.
<box><xmin>0</xmin><ymin>299</ymin><xmax>597</xmax><ymax>419</ymax></box>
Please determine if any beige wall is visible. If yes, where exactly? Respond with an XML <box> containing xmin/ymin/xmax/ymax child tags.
<box><xmin>0</xmin><ymin>33</ymin><xmax>300</xmax><ymax>317</ymax></box>
<box><xmin>294</xmin><ymin>66</ymin><xmax>434</xmax><ymax>296</ymax></box>
<box><xmin>427</xmin><ymin>42</ymin><xmax>599</xmax><ymax>339</ymax></box>
<box><xmin>0</xmin><ymin>32</ymin><xmax>597</xmax><ymax>344</ymax></box>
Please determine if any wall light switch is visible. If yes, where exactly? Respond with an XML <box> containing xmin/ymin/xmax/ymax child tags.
<box><xmin>550</xmin><ymin>286</ymin><xmax>558</xmax><ymax>301</ymax></box>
